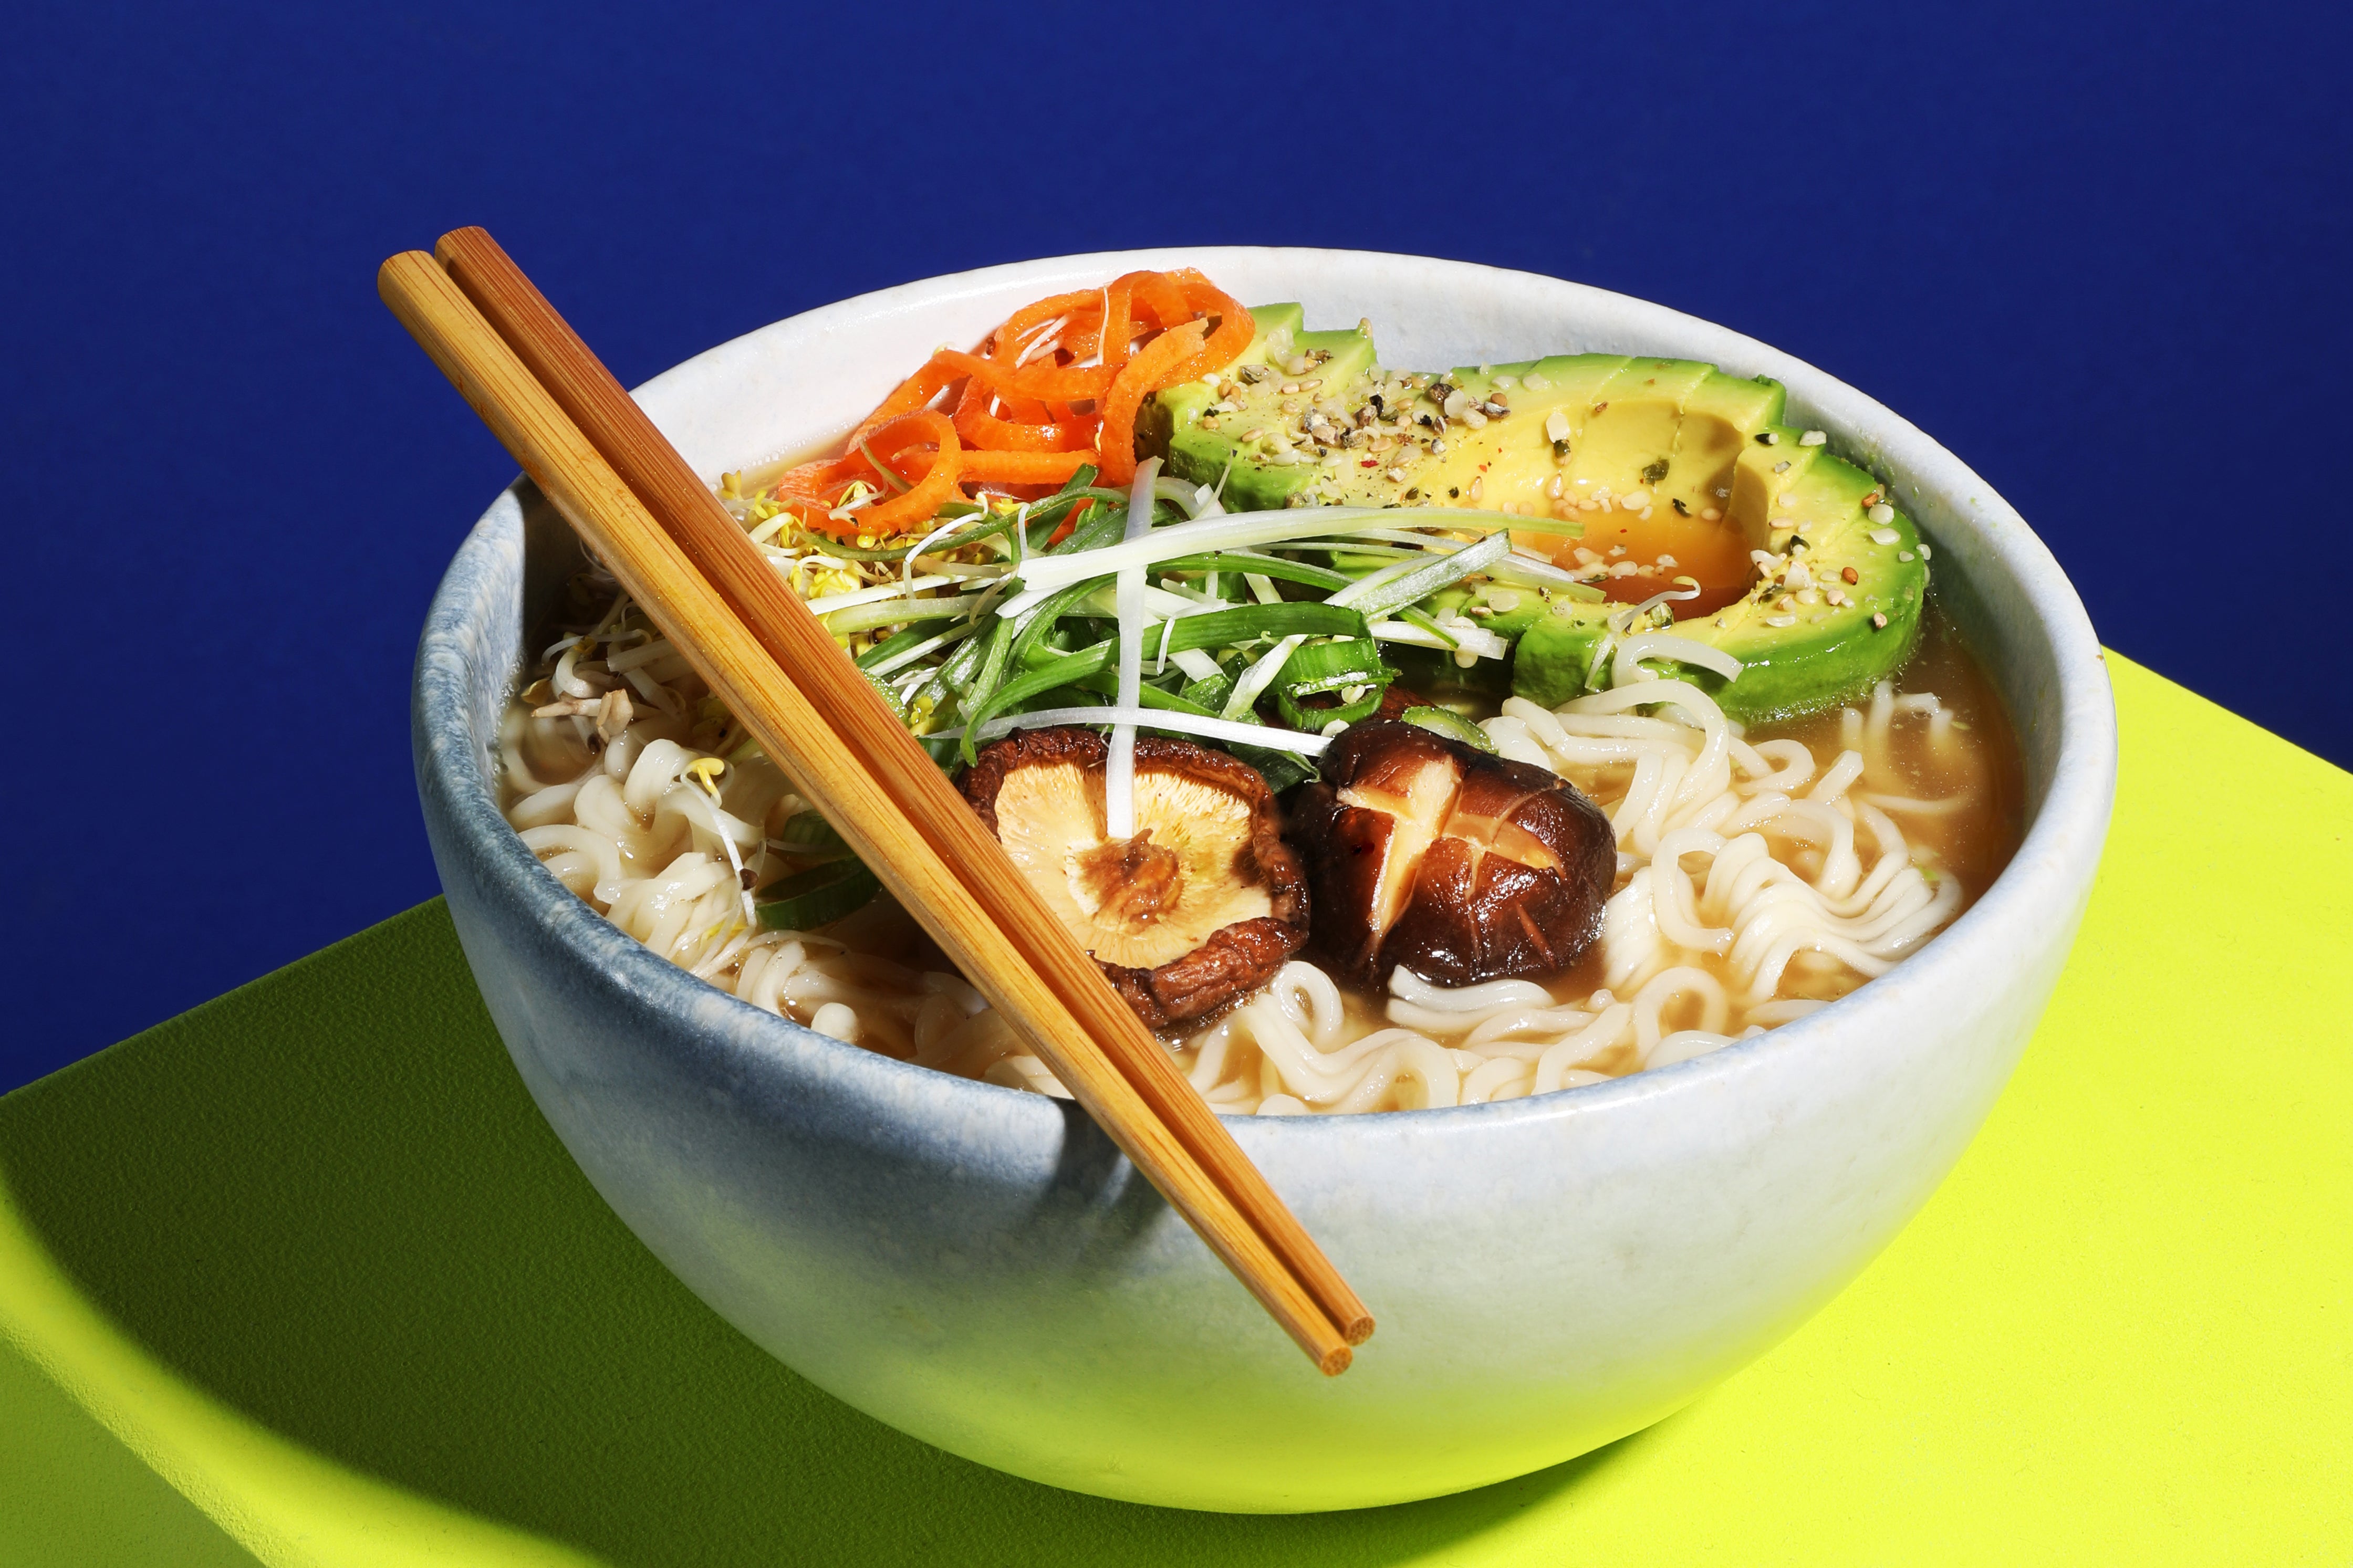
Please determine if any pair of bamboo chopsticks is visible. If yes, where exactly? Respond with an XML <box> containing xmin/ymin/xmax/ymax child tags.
<box><xmin>381</xmin><ymin>229</ymin><xmax>1372</xmax><ymax>1372</ymax></box>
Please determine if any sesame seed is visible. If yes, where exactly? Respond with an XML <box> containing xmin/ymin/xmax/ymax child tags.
<box><xmin>1701</xmin><ymin>506</ymin><xmax>1722</xmax><ymax>521</ymax></box>
<box><xmin>1772</xmin><ymin>459</ymin><xmax>1790</xmax><ymax>473</ymax></box>
<box><xmin>1547</xmin><ymin>475</ymin><xmax>1564</xmax><ymax>498</ymax></box>
<box><xmin>1755</xmin><ymin>431</ymin><xmax>1779</xmax><ymax>445</ymax></box>
<box><xmin>1488</xmin><ymin>589</ymin><xmax>1522</xmax><ymax>612</ymax></box>
<box><xmin>1899</xmin><ymin>550</ymin><xmax>1915</xmax><ymax>562</ymax></box>
<box><xmin>1657</xmin><ymin>553</ymin><xmax>1678</xmax><ymax>568</ymax></box>
<box><xmin>1461</xmin><ymin>407</ymin><xmax>1490</xmax><ymax>429</ymax></box>
<box><xmin>1842</xmin><ymin>566</ymin><xmax>1859</xmax><ymax>583</ymax></box>
<box><xmin>1767</xmin><ymin>614</ymin><xmax>1797</xmax><ymax>628</ymax></box>
<box><xmin>1871</xmin><ymin>612</ymin><xmax>1888</xmax><ymax>629</ymax></box>
<box><xmin>1826</xmin><ymin>589</ymin><xmax>1848</xmax><ymax>606</ymax></box>
<box><xmin>1869</xmin><ymin>527</ymin><xmax>1900</xmax><ymax>546</ymax></box>
<box><xmin>1544</xmin><ymin>410</ymin><xmax>1571</xmax><ymax>443</ymax></box>
<box><xmin>1523</xmin><ymin>371</ymin><xmax>1552</xmax><ymax>391</ymax></box>
<box><xmin>1609</xmin><ymin>545</ymin><xmax>1627</xmax><ymax>557</ymax></box>
<box><xmin>1917</xmin><ymin>542</ymin><xmax>1933</xmax><ymax>559</ymax></box>
<box><xmin>1468</xmin><ymin>476</ymin><xmax>1484</xmax><ymax>501</ymax></box>
<box><xmin>1621</xmin><ymin>488</ymin><xmax>1652</xmax><ymax>510</ymax></box>
<box><xmin>1868</xmin><ymin>503</ymin><xmax>1895</xmax><ymax>524</ymax></box>
<box><xmin>1799</xmin><ymin>429</ymin><xmax>1827</xmax><ymax>446</ymax></box>
<box><xmin>1386</xmin><ymin>467</ymin><xmax>1408</xmax><ymax>483</ymax></box>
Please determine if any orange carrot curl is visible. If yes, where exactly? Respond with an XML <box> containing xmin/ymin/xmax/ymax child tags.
<box><xmin>766</xmin><ymin>271</ymin><xmax>1251</xmax><ymax>539</ymax></box>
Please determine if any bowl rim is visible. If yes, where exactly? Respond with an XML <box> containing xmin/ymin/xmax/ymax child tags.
<box><xmin>416</xmin><ymin>245</ymin><xmax>2118</xmax><ymax>1136</ymax></box>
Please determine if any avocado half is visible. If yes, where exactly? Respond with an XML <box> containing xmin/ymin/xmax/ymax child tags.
<box><xmin>1136</xmin><ymin>307</ymin><xmax>1930</xmax><ymax>724</ymax></box>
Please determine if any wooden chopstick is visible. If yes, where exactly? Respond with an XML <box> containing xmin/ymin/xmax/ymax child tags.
<box><xmin>427</xmin><ymin>229</ymin><xmax>1373</xmax><ymax>1358</ymax></box>
<box><xmin>380</xmin><ymin>241</ymin><xmax>1373</xmax><ymax>1370</ymax></box>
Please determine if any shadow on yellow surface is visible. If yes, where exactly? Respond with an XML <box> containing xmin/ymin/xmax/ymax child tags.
<box><xmin>0</xmin><ymin>879</ymin><xmax>1658</xmax><ymax>1568</ymax></box>
<box><xmin>2</xmin><ymin>654</ymin><xmax>2347</xmax><ymax>1566</ymax></box>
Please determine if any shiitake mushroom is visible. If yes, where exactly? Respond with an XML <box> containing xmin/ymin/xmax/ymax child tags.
<box><xmin>961</xmin><ymin>728</ymin><xmax>1309</xmax><ymax>1029</ymax></box>
<box><xmin>1288</xmin><ymin>720</ymin><xmax>1616</xmax><ymax>988</ymax></box>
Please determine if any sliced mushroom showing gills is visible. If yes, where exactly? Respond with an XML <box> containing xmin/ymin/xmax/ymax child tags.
<box><xmin>961</xmin><ymin>728</ymin><xmax>1309</xmax><ymax>1029</ymax></box>
<box><xmin>1290</xmin><ymin>720</ymin><xmax>1617</xmax><ymax>988</ymax></box>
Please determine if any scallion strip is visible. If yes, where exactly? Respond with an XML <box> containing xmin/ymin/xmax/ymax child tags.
<box><xmin>1106</xmin><ymin>457</ymin><xmax>1160</xmax><ymax>840</ymax></box>
<box><xmin>960</xmin><ymin>601</ymin><xmax>1366</xmax><ymax>762</ymax></box>
<box><xmin>1332</xmin><ymin>533</ymin><xmax>1512</xmax><ymax>621</ymax></box>
<box><xmin>755</xmin><ymin>860</ymin><xmax>881</xmax><ymax>932</ymax></box>
<box><xmin>933</xmin><ymin>705</ymin><xmax>1334</xmax><ymax>758</ymax></box>
<box><xmin>996</xmin><ymin>504</ymin><xmax>1549</xmax><ymax>614</ymax></box>
<box><xmin>1274</xmin><ymin>637</ymin><xmax>1393</xmax><ymax>693</ymax></box>
<box><xmin>820</xmin><ymin>593</ymin><xmax>985</xmax><ymax>636</ymax></box>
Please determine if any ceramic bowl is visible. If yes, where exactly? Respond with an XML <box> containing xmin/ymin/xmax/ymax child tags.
<box><xmin>413</xmin><ymin>248</ymin><xmax>2116</xmax><ymax>1512</ymax></box>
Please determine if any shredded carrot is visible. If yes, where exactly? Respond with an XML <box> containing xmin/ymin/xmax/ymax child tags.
<box><xmin>954</xmin><ymin>379</ymin><xmax>1092</xmax><ymax>452</ymax></box>
<box><xmin>957</xmin><ymin>448</ymin><xmax>1097</xmax><ymax>486</ymax></box>
<box><xmin>1095</xmin><ymin>320</ymin><xmax>1205</xmax><ymax>487</ymax></box>
<box><xmin>766</xmin><ymin>269</ymin><xmax>1251</xmax><ymax>537</ymax></box>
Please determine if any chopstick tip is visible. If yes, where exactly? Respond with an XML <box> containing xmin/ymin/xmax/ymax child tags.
<box><xmin>1319</xmin><ymin>1344</ymin><xmax>1354</xmax><ymax>1377</ymax></box>
<box><xmin>377</xmin><ymin>249</ymin><xmax>443</xmax><ymax>306</ymax></box>
<box><xmin>433</xmin><ymin>225</ymin><xmax>495</xmax><ymax>269</ymax></box>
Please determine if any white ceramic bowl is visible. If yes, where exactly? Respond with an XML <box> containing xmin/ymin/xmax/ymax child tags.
<box><xmin>413</xmin><ymin>248</ymin><xmax>2116</xmax><ymax>1512</ymax></box>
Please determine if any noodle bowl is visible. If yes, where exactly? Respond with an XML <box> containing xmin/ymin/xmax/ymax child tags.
<box><xmin>418</xmin><ymin>247</ymin><xmax>2111</xmax><ymax>1512</ymax></box>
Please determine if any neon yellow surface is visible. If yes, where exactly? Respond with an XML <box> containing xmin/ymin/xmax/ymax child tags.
<box><xmin>2</xmin><ymin>653</ymin><xmax>2346</xmax><ymax>1565</ymax></box>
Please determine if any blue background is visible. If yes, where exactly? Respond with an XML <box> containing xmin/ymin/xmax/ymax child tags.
<box><xmin>4</xmin><ymin>1</ymin><xmax>2345</xmax><ymax>1095</ymax></box>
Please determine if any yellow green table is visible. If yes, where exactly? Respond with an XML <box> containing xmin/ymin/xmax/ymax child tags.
<box><xmin>3</xmin><ymin>654</ymin><xmax>2347</xmax><ymax>1566</ymax></box>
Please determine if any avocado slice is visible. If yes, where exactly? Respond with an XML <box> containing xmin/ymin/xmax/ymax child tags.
<box><xmin>1138</xmin><ymin>309</ymin><xmax>1930</xmax><ymax>720</ymax></box>
<box><xmin>1136</xmin><ymin>305</ymin><xmax>1379</xmax><ymax>513</ymax></box>
<box><xmin>1513</xmin><ymin>451</ymin><xmax>1930</xmax><ymax>722</ymax></box>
